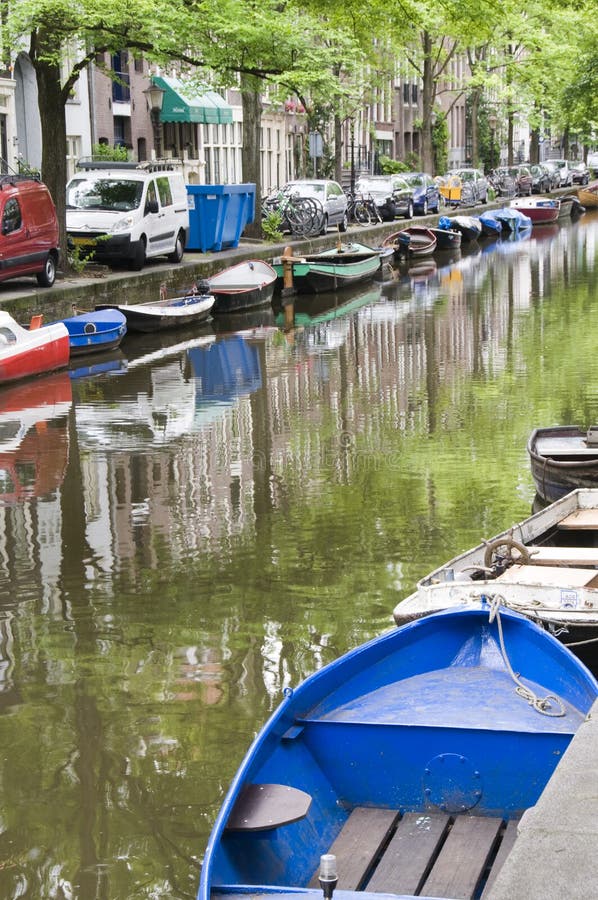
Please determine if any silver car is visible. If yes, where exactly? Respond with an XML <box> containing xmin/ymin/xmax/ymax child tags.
<box><xmin>449</xmin><ymin>168</ymin><xmax>489</xmax><ymax>205</ymax></box>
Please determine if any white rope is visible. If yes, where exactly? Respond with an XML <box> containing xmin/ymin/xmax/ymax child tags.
<box><xmin>486</xmin><ymin>594</ymin><xmax>566</xmax><ymax>717</ymax></box>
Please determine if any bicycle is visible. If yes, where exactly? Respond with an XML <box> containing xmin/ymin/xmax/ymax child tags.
<box><xmin>346</xmin><ymin>192</ymin><xmax>383</xmax><ymax>225</ymax></box>
<box><xmin>261</xmin><ymin>189</ymin><xmax>324</xmax><ymax>237</ymax></box>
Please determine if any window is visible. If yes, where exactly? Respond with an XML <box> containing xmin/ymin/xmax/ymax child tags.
<box><xmin>156</xmin><ymin>176</ymin><xmax>173</xmax><ymax>207</ymax></box>
<box><xmin>2</xmin><ymin>198</ymin><xmax>21</xmax><ymax>234</ymax></box>
<box><xmin>145</xmin><ymin>181</ymin><xmax>157</xmax><ymax>212</ymax></box>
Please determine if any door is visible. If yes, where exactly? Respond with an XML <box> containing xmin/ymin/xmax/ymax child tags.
<box><xmin>0</xmin><ymin>196</ymin><xmax>37</xmax><ymax>279</ymax></box>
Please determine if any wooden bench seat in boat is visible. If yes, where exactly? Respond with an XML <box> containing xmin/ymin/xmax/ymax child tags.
<box><xmin>527</xmin><ymin>546</ymin><xmax>598</xmax><ymax>566</ymax></box>
<box><xmin>496</xmin><ymin>563</ymin><xmax>598</xmax><ymax>588</ymax></box>
<box><xmin>308</xmin><ymin>806</ymin><xmax>517</xmax><ymax>900</ymax></box>
<box><xmin>225</xmin><ymin>783</ymin><xmax>312</xmax><ymax>831</ymax></box>
<box><xmin>557</xmin><ymin>509</ymin><xmax>598</xmax><ymax>530</ymax></box>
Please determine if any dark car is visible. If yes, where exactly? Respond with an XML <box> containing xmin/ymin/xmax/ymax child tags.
<box><xmin>402</xmin><ymin>172</ymin><xmax>441</xmax><ymax>215</ymax></box>
<box><xmin>542</xmin><ymin>161</ymin><xmax>562</xmax><ymax>191</ymax></box>
<box><xmin>529</xmin><ymin>164</ymin><xmax>552</xmax><ymax>194</ymax></box>
<box><xmin>571</xmin><ymin>162</ymin><xmax>590</xmax><ymax>185</ymax></box>
<box><xmin>355</xmin><ymin>175</ymin><xmax>415</xmax><ymax>220</ymax></box>
<box><xmin>495</xmin><ymin>165</ymin><xmax>532</xmax><ymax>196</ymax></box>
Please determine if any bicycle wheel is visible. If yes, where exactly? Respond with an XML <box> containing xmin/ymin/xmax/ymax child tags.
<box><xmin>287</xmin><ymin>198</ymin><xmax>317</xmax><ymax>236</ymax></box>
<box><xmin>354</xmin><ymin>201</ymin><xmax>370</xmax><ymax>225</ymax></box>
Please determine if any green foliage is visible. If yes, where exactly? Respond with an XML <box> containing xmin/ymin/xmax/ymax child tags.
<box><xmin>91</xmin><ymin>143</ymin><xmax>129</xmax><ymax>161</ymax></box>
<box><xmin>16</xmin><ymin>158</ymin><xmax>40</xmax><ymax>178</ymax></box>
<box><xmin>261</xmin><ymin>209</ymin><xmax>284</xmax><ymax>242</ymax></box>
<box><xmin>378</xmin><ymin>155</ymin><xmax>408</xmax><ymax>174</ymax></box>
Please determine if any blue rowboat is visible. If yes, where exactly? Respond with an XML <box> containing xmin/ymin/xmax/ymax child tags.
<box><xmin>60</xmin><ymin>308</ymin><xmax>127</xmax><ymax>355</ymax></box>
<box><xmin>198</xmin><ymin>603</ymin><xmax>597</xmax><ymax>900</ymax></box>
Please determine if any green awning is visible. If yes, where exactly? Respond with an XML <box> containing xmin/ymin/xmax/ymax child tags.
<box><xmin>154</xmin><ymin>76</ymin><xmax>233</xmax><ymax>125</ymax></box>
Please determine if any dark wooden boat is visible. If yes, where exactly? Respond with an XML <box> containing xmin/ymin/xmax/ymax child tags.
<box><xmin>558</xmin><ymin>195</ymin><xmax>585</xmax><ymax>218</ymax></box>
<box><xmin>199</xmin><ymin>603</ymin><xmax>597</xmax><ymax>900</ymax></box>
<box><xmin>428</xmin><ymin>225</ymin><xmax>461</xmax><ymax>250</ymax></box>
<box><xmin>382</xmin><ymin>226</ymin><xmax>437</xmax><ymax>260</ymax></box>
<box><xmin>97</xmin><ymin>285</ymin><xmax>214</xmax><ymax>333</ymax></box>
<box><xmin>209</xmin><ymin>259</ymin><xmax>278</xmax><ymax>312</ymax></box>
<box><xmin>272</xmin><ymin>243</ymin><xmax>384</xmax><ymax>295</ymax></box>
<box><xmin>441</xmin><ymin>215</ymin><xmax>482</xmax><ymax>242</ymax></box>
<box><xmin>528</xmin><ymin>425</ymin><xmax>598</xmax><ymax>503</ymax></box>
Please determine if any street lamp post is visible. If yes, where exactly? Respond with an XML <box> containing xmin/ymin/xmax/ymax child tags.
<box><xmin>350</xmin><ymin>118</ymin><xmax>355</xmax><ymax>196</ymax></box>
<box><xmin>143</xmin><ymin>82</ymin><xmax>165</xmax><ymax>160</ymax></box>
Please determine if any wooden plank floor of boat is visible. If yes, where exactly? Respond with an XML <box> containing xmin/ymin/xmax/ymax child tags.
<box><xmin>310</xmin><ymin>807</ymin><xmax>518</xmax><ymax>900</ymax></box>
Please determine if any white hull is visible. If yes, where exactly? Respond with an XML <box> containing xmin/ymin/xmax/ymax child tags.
<box><xmin>394</xmin><ymin>490</ymin><xmax>598</xmax><ymax>639</ymax></box>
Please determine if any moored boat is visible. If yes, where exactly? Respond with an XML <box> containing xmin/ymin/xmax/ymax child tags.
<box><xmin>558</xmin><ymin>194</ymin><xmax>585</xmax><ymax>218</ymax></box>
<box><xmin>510</xmin><ymin>197</ymin><xmax>560</xmax><ymax>224</ymax></box>
<box><xmin>0</xmin><ymin>311</ymin><xmax>69</xmax><ymax>385</ymax></box>
<box><xmin>577</xmin><ymin>181</ymin><xmax>598</xmax><ymax>209</ymax></box>
<box><xmin>199</xmin><ymin>603</ymin><xmax>597</xmax><ymax>900</ymax></box>
<box><xmin>479</xmin><ymin>210</ymin><xmax>503</xmax><ymax>236</ymax></box>
<box><xmin>384</xmin><ymin>225</ymin><xmax>437</xmax><ymax>259</ymax></box>
<box><xmin>272</xmin><ymin>243</ymin><xmax>384</xmax><ymax>294</ymax></box>
<box><xmin>96</xmin><ymin>282</ymin><xmax>214</xmax><ymax>333</ymax></box>
<box><xmin>528</xmin><ymin>425</ymin><xmax>598</xmax><ymax>503</ymax></box>
<box><xmin>209</xmin><ymin>259</ymin><xmax>278</xmax><ymax>311</ymax></box>
<box><xmin>393</xmin><ymin>488</ymin><xmax>598</xmax><ymax>669</ymax></box>
<box><xmin>58</xmin><ymin>308</ymin><xmax>127</xmax><ymax>355</ymax></box>
<box><xmin>492</xmin><ymin>207</ymin><xmax>532</xmax><ymax>232</ymax></box>
<box><xmin>440</xmin><ymin>214</ymin><xmax>482</xmax><ymax>242</ymax></box>
<box><xmin>427</xmin><ymin>225</ymin><xmax>461</xmax><ymax>249</ymax></box>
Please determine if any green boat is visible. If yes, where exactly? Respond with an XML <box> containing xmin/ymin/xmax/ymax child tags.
<box><xmin>272</xmin><ymin>241</ymin><xmax>389</xmax><ymax>294</ymax></box>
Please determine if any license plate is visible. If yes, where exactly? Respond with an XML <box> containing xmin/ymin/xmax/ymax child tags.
<box><xmin>72</xmin><ymin>236</ymin><xmax>96</xmax><ymax>247</ymax></box>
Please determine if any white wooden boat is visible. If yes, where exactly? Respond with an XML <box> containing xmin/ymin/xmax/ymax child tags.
<box><xmin>97</xmin><ymin>285</ymin><xmax>214</xmax><ymax>333</ymax></box>
<box><xmin>393</xmin><ymin>489</ymin><xmax>598</xmax><ymax>668</ymax></box>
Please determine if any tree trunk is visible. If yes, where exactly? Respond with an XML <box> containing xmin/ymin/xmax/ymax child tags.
<box><xmin>33</xmin><ymin>53</ymin><xmax>69</xmax><ymax>273</ymax></box>
<box><xmin>240</xmin><ymin>75</ymin><xmax>263</xmax><ymax>240</ymax></box>
<box><xmin>334</xmin><ymin>113</ymin><xmax>342</xmax><ymax>184</ymax></box>
<box><xmin>421</xmin><ymin>32</ymin><xmax>435</xmax><ymax>174</ymax></box>
<box><xmin>469</xmin><ymin>89</ymin><xmax>480</xmax><ymax>168</ymax></box>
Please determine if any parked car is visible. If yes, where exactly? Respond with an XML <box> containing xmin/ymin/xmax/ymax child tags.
<box><xmin>355</xmin><ymin>175</ymin><xmax>415</xmax><ymax>220</ymax></box>
<box><xmin>66</xmin><ymin>162</ymin><xmax>189</xmax><ymax>270</ymax></box>
<box><xmin>0</xmin><ymin>174</ymin><xmax>59</xmax><ymax>287</ymax></box>
<box><xmin>448</xmin><ymin>168</ymin><xmax>489</xmax><ymax>205</ymax></box>
<box><xmin>402</xmin><ymin>172</ymin><xmax>440</xmax><ymax>215</ymax></box>
<box><xmin>542</xmin><ymin>161</ymin><xmax>562</xmax><ymax>191</ymax></box>
<box><xmin>549</xmin><ymin>159</ymin><xmax>573</xmax><ymax>187</ymax></box>
<box><xmin>587</xmin><ymin>151</ymin><xmax>598</xmax><ymax>177</ymax></box>
<box><xmin>512</xmin><ymin>165</ymin><xmax>533</xmax><ymax>196</ymax></box>
<box><xmin>571</xmin><ymin>162</ymin><xmax>590</xmax><ymax>185</ymax></box>
<box><xmin>488</xmin><ymin>168</ymin><xmax>516</xmax><ymax>198</ymax></box>
<box><xmin>529</xmin><ymin>164</ymin><xmax>552</xmax><ymax>194</ymax></box>
<box><xmin>281</xmin><ymin>179</ymin><xmax>348</xmax><ymax>232</ymax></box>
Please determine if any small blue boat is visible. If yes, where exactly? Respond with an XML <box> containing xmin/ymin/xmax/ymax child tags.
<box><xmin>492</xmin><ymin>207</ymin><xmax>532</xmax><ymax>233</ymax></box>
<box><xmin>198</xmin><ymin>603</ymin><xmax>597</xmax><ymax>900</ymax></box>
<box><xmin>479</xmin><ymin>210</ymin><xmax>504</xmax><ymax>236</ymax></box>
<box><xmin>60</xmin><ymin>308</ymin><xmax>127</xmax><ymax>355</ymax></box>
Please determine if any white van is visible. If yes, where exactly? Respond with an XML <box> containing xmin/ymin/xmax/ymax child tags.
<box><xmin>66</xmin><ymin>162</ymin><xmax>189</xmax><ymax>270</ymax></box>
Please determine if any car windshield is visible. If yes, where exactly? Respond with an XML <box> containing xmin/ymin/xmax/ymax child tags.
<box><xmin>66</xmin><ymin>178</ymin><xmax>144</xmax><ymax>212</ymax></box>
<box><xmin>404</xmin><ymin>174</ymin><xmax>424</xmax><ymax>186</ymax></box>
<box><xmin>285</xmin><ymin>182</ymin><xmax>325</xmax><ymax>197</ymax></box>
<box><xmin>457</xmin><ymin>171</ymin><xmax>475</xmax><ymax>182</ymax></box>
<box><xmin>357</xmin><ymin>179</ymin><xmax>393</xmax><ymax>192</ymax></box>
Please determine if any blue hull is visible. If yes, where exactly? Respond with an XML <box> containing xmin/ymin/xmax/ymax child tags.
<box><xmin>199</xmin><ymin>604</ymin><xmax>597</xmax><ymax>900</ymax></box>
<box><xmin>61</xmin><ymin>309</ymin><xmax>127</xmax><ymax>355</ymax></box>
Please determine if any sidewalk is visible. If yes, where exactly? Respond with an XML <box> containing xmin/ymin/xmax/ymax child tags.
<box><xmin>0</xmin><ymin>221</ymin><xmax>394</xmax><ymax>322</ymax></box>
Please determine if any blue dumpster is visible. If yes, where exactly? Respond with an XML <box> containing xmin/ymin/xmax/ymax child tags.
<box><xmin>186</xmin><ymin>184</ymin><xmax>255</xmax><ymax>252</ymax></box>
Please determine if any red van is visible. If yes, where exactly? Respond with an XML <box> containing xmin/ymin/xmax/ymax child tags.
<box><xmin>0</xmin><ymin>175</ymin><xmax>60</xmax><ymax>287</ymax></box>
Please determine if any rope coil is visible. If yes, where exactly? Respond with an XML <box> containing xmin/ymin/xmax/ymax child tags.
<box><xmin>486</xmin><ymin>594</ymin><xmax>566</xmax><ymax>717</ymax></box>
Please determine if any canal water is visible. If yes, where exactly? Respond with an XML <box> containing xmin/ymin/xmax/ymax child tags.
<box><xmin>1</xmin><ymin>214</ymin><xmax>598</xmax><ymax>898</ymax></box>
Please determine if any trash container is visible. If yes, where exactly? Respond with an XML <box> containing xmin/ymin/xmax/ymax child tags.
<box><xmin>186</xmin><ymin>184</ymin><xmax>256</xmax><ymax>252</ymax></box>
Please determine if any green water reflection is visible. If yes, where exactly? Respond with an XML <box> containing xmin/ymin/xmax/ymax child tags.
<box><xmin>1</xmin><ymin>216</ymin><xmax>598</xmax><ymax>897</ymax></box>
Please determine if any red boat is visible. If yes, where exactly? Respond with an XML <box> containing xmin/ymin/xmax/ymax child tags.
<box><xmin>510</xmin><ymin>197</ymin><xmax>560</xmax><ymax>224</ymax></box>
<box><xmin>0</xmin><ymin>311</ymin><xmax>70</xmax><ymax>385</ymax></box>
